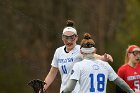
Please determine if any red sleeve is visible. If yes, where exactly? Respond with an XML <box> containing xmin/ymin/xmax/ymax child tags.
<box><xmin>117</xmin><ymin>66</ymin><xmax>125</xmax><ymax>79</ymax></box>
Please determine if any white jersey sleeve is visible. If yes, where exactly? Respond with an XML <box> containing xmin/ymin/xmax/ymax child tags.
<box><xmin>107</xmin><ymin>63</ymin><xmax>118</xmax><ymax>81</ymax></box>
<box><xmin>51</xmin><ymin>48</ymin><xmax>60</xmax><ymax>68</ymax></box>
<box><xmin>70</xmin><ymin>62</ymin><xmax>81</xmax><ymax>80</ymax></box>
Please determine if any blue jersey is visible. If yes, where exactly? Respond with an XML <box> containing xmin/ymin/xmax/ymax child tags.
<box><xmin>70</xmin><ymin>59</ymin><xmax>118</xmax><ymax>93</ymax></box>
<box><xmin>51</xmin><ymin>45</ymin><xmax>82</xmax><ymax>93</ymax></box>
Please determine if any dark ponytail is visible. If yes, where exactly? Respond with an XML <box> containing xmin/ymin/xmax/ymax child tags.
<box><xmin>80</xmin><ymin>33</ymin><xmax>95</xmax><ymax>48</ymax></box>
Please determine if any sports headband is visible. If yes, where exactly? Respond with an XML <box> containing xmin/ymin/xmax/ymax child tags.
<box><xmin>63</xmin><ymin>27</ymin><xmax>77</xmax><ymax>35</ymax></box>
<box><xmin>128</xmin><ymin>45</ymin><xmax>140</xmax><ymax>53</ymax></box>
<box><xmin>81</xmin><ymin>47</ymin><xmax>96</xmax><ymax>53</ymax></box>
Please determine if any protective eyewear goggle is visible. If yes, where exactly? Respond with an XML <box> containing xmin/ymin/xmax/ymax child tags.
<box><xmin>62</xmin><ymin>34</ymin><xmax>77</xmax><ymax>41</ymax></box>
<box><xmin>130</xmin><ymin>51</ymin><xmax>140</xmax><ymax>56</ymax></box>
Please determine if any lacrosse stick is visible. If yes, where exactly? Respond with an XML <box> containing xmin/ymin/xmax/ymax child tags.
<box><xmin>28</xmin><ymin>79</ymin><xmax>46</xmax><ymax>93</ymax></box>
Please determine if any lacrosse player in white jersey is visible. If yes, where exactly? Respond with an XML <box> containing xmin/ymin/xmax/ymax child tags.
<box><xmin>62</xmin><ymin>33</ymin><xmax>135</xmax><ymax>93</ymax></box>
<box><xmin>43</xmin><ymin>20</ymin><xmax>113</xmax><ymax>93</ymax></box>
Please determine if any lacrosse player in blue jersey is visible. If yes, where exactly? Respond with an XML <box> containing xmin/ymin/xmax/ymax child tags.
<box><xmin>62</xmin><ymin>33</ymin><xmax>135</xmax><ymax>93</ymax></box>
<box><xmin>43</xmin><ymin>20</ymin><xmax>113</xmax><ymax>93</ymax></box>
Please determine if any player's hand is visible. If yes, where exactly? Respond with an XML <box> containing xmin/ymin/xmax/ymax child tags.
<box><xmin>135</xmin><ymin>89</ymin><xmax>140</xmax><ymax>93</ymax></box>
<box><xmin>103</xmin><ymin>53</ymin><xmax>113</xmax><ymax>62</ymax></box>
<box><xmin>39</xmin><ymin>88</ymin><xmax>47</xmax><ymax>93</ymax></box>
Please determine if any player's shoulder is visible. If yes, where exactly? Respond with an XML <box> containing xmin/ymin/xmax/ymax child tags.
<box><xmin>75</xmin><ymin>61</ymin><xmax>82</xmax><ymax>65</ymax></box>
<box><xmin>95</xmin><ymin>59</ymin><xmax>112</xmax><ymax>69</ymax></box>
<box><xmin>73</xmin><ymin>45</ymin><xmax>80</xmax><ymax>51</ymax></box>
<box><xmin>137</xmin><ymin>64</ymin><xmax>140</xmax><ymax>67</ymax></box>
<box><xmin>73</xmin><ymin>61</ymin><xmax>83</xmax><ymax>67</ymax></box>
<box><xmin>119</xmin><ymin>64</ymin><xmax>129</xmax><ymax>68</ymax></box>
<box><xmin>96</xmin><ymin>59</ymin><xmax>110</xmax><ymax>65</ymax></box>
<box><xmin>56</xmin><ymin>45</ymin><xmax>80</xmax><ymax>51</ymax></box>
<box><xmin>75</xmin><ymin>44</ymin><xmax>80</xmax><ymax>48</ymax></box>
<box><xmin>55</xmin><ymin>46</ymin><xmax>65</xmax><ymax>52</ymax></box>
<box><xmin>118</xmin><ymin>64</ymin><xmax>129</xmax><ymax>71</ymax></box>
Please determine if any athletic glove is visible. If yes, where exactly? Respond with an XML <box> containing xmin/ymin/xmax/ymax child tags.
<box><xmin>28</xmin><ymin>79</ymin><xmax>46</xmax><ymax>93</ymax></box>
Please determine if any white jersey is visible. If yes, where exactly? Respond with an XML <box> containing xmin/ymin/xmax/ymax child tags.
<box><xmin>51</xmin><ymin>45</ymin><xmax>82</xmax><ymax>93</ymax></box>
<box><xmin>70</xmin><ymin>59</ymin><xmax>118</xmax><ymax>93</ymax></box>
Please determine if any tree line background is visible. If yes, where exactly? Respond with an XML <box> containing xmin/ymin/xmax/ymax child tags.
<box><xmin>0</xmin><ymin>0</ymin><xmax>140</xmax><ymax>93</ymax></box>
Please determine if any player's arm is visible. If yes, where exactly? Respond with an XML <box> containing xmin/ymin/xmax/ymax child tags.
<box><xmin>61</xmin><ymin>79</ymin><xmax>77</xmax><ymax>93</ymax></box>
<box><xmin>115</xmin><ymin>66</ymin><xmax>127</xmax><ymax>93</ymax></box>
<box><xmin>43</xmin><ymin>66</ymin><xmax>58</xmax><ymax>91</ymax></box>
<box><xmin>116</xmin><ymin>85</ymin><xmax>126</xmax><ymax>93</ymax></box>
<box><xmin>94</xmin><ymin>53</ymin><xmax>113</xmax><ymax>62</ymax></box>
<box><xmin>113</xmin><ymin>77</ymin><xmax>135</xmax><ymax>93</ymax></box>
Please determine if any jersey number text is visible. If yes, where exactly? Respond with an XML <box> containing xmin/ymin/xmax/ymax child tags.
<box><xmin>89</xmin><ymin>73</ymin><xmax>105</xmax><ymax>92</ymax></box>
<box><xmin>61</xmin><ymin>65</ymin><xmax>67</xmax><ymax>74</ymax></box>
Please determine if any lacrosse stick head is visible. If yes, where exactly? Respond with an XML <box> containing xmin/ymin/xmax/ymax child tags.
<box><xmin>28</xmin><ymin>79</ymin><xmax>46</xmax><ymax>93</ymax></box>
